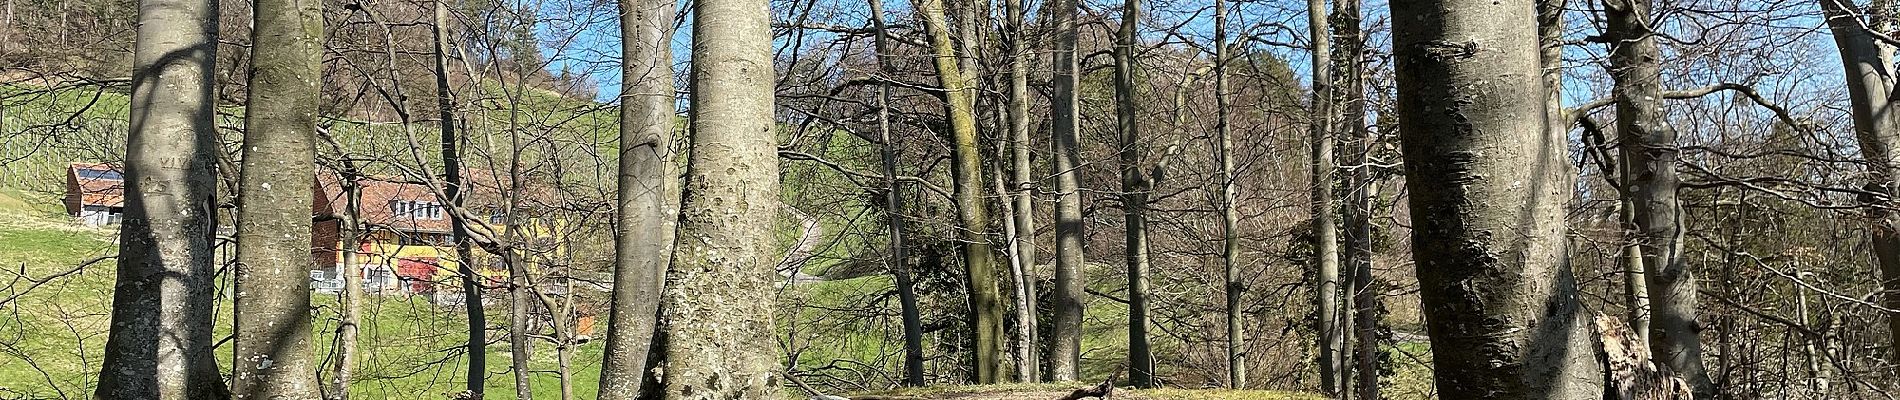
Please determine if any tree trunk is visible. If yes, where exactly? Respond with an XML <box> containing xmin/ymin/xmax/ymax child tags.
<box><xmin>1603</xmin><ymin>0</ymin><xmax>1712</xmax><ymax>395</ymax></box>
<box><xmin>329</xmin><ymin>160</ymin><xmax>365</xmax><ymax>400</ymax></box>
<box><xmin>557</xmin><ymin>282</ymin><xmax>576</xmax><ymax>400</ymax></box>
<box><xmin>95</xmin><ymin>0</ymin><xmax>229</xmax><ymax>396</ymax></box>
<box><xmin>866</xmin><ymin>0</ymin><xmax>926</xmax><ymax>386</ymax></box>
<box><xmin>660</xmin><ymin>0</ymin><xmax>782</xmax><ymax>396</ymax></box>
<box><xmin>1047</xmin><ymin>0</ymin><xmax>1086</xmax><ymax>382</ymax></box>
<box><xmin>507</xmin><ymin>252</ymin><xmax>534</xmax><ymax>400</ymax></box>
<box><xmin>991</xmin><ymin>147</ymin><xmax>1032</xmax><ymax>382</ymax></box>
<box><xmin>598</xmin><ymin>0</ymin><xmax>677</xmax><ymax>397</ymax></box>
<box><xmin>918</xmin><ymin>0</ymin><xmax>1007</xmax><ymax>383</ymax></box>
<box><xmin>1306</xmin><ymin>0</ymin><xmax>1344</xmax><ymax>394</ymax></box>
<box><xmin>1111</xmin><ymin>0</ymin><xmax>1155</xmax><ymax>388</ymax></box>
<box><xmin>334</xmin><ymin>178</ymin><xmax>362</xmax><ymax>400</ymax></box>
<box><xmin>1391</xmin><ymin>0</ymin><xmax>1605</xmax><ymax>396</ymax></box>
<box><xmin>1214</xmin><ymin>0</ymin><xmax>1244</xmax><ymax>389</ymax></box>
<box><xmin>1332</xmin><ymin>0</ymin><xmax>1379</xmax><ymax>396</ymax></box>
<box><xmin>231</xmin><ymin>0</ymin><xmax>324</xmax><ymax>393</ymax></box>
<box><xmin>1818</xmin><ymin>0</ymin><xmax>1900</xmax><ymax>372</ymax></box>
<box><xmin>1005</xmin><ymin>0</ymin><xmax>1040</xmax><ymax>383</ymax></box>
<box><xmin>1618</xmin><ymin>197</ymin><xmax>1650</xmax><ymax>344</ymax></box>
<box><xmin>432</xmin><ymin>2</ymin><xmax>487</xmax><ymax>396</ymax></box>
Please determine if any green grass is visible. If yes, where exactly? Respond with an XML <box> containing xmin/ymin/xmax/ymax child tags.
<box><xmin>0</xmin><ymin>190</ymin><xmax>119</xmax><ymax>398</ymax></box>
<box><xmin>0</xmin><ymin>189</ymin><xmax>605</xmax><ymax>399</ymax></box>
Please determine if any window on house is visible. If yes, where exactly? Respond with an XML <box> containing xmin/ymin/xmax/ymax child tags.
<box><xmin>390</xmin><ymin>200</ymin><xmax>445</xmax><ymax>220</ymax></box>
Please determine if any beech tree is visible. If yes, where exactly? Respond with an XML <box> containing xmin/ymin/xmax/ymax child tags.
<box><xmin>230</xmin><ymin>0</ymin><xmax>324</xmax><ymax>394</ymax></box>
<box><xmin>658</xmin><ymin>0</ymin><xmax>783</xmax><ymax>396</ymax></box>
<box><xmin>917</xmin><ymin>0</ymin><xmax>1007</xmax><ymax>383</ymax></box>
<box><xmin>597</xmin><ymin>0</ymin><xmax>676</xmax><ymax>397</ymax></box>
<box><xmin>1047</xmin><ymin>0</ymin><xmax>1087</xmax><ymax>382</ymax></box>
<box><xmin>1392</xmin><ymin>0</ymin><xmax>1604</xmax><ymax>397</ymax></box>
<box><xmin>94</xmin><ymin>0</ymin><xmax>229</xmax><ymax>397</ymax></box>
<box><xmin>1604</xmin><ymin>0</ymin><xmax>1713</xmax><ymax>395</ymax></box>
<box><xmin>1820</xmin><ymin>0</ymin><xmax>1900</xmax><ymax>371</ymax></box>
<box><xmin>1305</xmin><ymin>0</ymin><xmax>1344</xmax><ymax>394</ymax></box>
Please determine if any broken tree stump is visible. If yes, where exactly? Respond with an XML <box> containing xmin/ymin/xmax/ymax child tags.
<box><xmin>1595</xmin><ymin>314</ymin><xmax>1693</xmax><ymax>400</ymax></box>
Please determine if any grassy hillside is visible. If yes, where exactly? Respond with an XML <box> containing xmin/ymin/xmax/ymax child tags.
<box><xmin>0</xmin><ymin>189</ymin><xmax>603</xmax><ymax>399</ymax></box>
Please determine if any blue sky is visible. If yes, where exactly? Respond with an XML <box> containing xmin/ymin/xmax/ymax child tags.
<box><xmin>532</xmin><ymin>0</ymin><xmax>1850</xmax><ymax>118</ymax></box>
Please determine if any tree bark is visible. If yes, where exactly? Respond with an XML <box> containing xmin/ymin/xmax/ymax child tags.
<box><xmin>918</xmin><ymin>0</ymin><xmax>1008</xmax><ymax>383</ymax></box>
<box><xmin>1391</xmin><ymin>0</ymin><xmax>1605</xmax><ymax>397</ymax></box>
<box><xmin>1617</xmin><ymin>199</ymin><xmax>1651</xmax><ymax>344</ymax></box>
<box><xmin>1603</xmin><ymin>0</ymin><xmax>1712</xmax><ymax>396</ymax></box>
<box><xmin>1332</xmin><ymin>0</ymin><xmax>1378</xmax><ymax>396</ymax></box>
<box><xmin>1004</xmin><ymin>0</ymin><xmax>1040</xmax><ymax>383</ymax></box>
<box><xmin>1111</xmin><ymin>0</ymin><xmax>1155</xmax><ymax>388</ymax></box>
<box><xmin>1047</xmin><ymin>0</ymin><xmax>1086</xmax><ymax>382</ymax></box>
<box><xmin>95</xmin><ymin>0</ymin><xmax>229</xmax><ymax>396</ymax></box>
<box><xmin>659</xmin><ymin>0</ymin><xmax>782</xmax><ymax>396</ymax></box>
<box><xmin>432</xmin><ymin>2</ymin><xmax>487</xmax><ymax>396</ymax></box>
<box><xmin>1214</xmin><ymin>0</ymin><xmax>1244</xmax><ymax>389</ymax></box>
<box><xmin>866</xmin><ymin>0</ymin><xmax>926</xmax><ymax>386</ymax></box>
<box><xmin>231</xmin><ymin>0</ymin><xmax>324</xmax><ymax>393</ymax></box>
<box><xmin>1817</xmin><ymin>0</ymin><xmax>1900</xmax><ymax>372</ymax></box>
<box><xmin>325</xmin><ymin>147</ymin><xmax>366</xmax><ymax>400</ymax></box>
<box><xmin>1306</xmin><ymin>0</ymin><xmax>1344</xmax><ymax>394</ymax></box>
<box><xmin>598</xmin><ymin>0</ymin><xmax>677</xmax><ymax>398</ymax></box>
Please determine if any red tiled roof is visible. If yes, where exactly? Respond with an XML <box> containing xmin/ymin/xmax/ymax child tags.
<box><xmin>316</xmin><ymin>174</ymin><xmax>457</xmax><ymax>234</ymax></box>
<box><xmin>69</xmin><ymin>162</ymin><xmax>124</xmax><ymax>208</ymax></box>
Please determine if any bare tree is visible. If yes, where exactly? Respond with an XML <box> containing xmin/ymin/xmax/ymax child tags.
<box><xmin>1213</xmin><ymin>0</ymin><xmax>1244</xmax><ymax>389</ymax></box>
<box><xmin>918</xmin><ymin>0</ymin><xmax>1007</xmax><ymax>383</ymax></box>
<box><xmin>598</xmin><ymin>0</ymin><xmax>677</xmax><ymax>398</ymax></box>
<box><xmin>1306</xmin><ymin>0</ymin><xmax>1344</xmax><ymax>394</ymax></box>
<box><xmin>1818</xmin><ymin>0</ymin><xmax>1900</xmax><ymax>371</ymax></box>
<box><xmin>1047</xmin><ymin>0</ymin><xmax>1086</xmax><ymax>382</ymax></box>
<box><xmin>1112</xmin><ymin>0</ymin><xmax>1157</xmax><ymax>388</ymax></box>
<box><xmin>1003</xmin><ymin>0</ymin><xmax>1040</xmax><ymax>383</ymax></box>
<box><xmin>863</xmin><ymin>0</ymin><xmax>927</xmax><ymax>387</ymax></box>
<box><xmin>1391</xmin><ymin>0</ymin><xmax>1605</xmax><ymax>396</ymax></box>
<box><xmin>94</xmin><ymin>0</ymin><xmax>230</xmax><ymax>397</ymax></box>
<box><xmin>1603</xmin><ymin>0</ymin><xmax>1712</xmax><ymax>395</ymax></box>
<box><xmin>1331</xmin><ymin>0</ymin><xmax>1379</xmax><ymax>396</ymax></box>
<box><xmin>658</xmin><ymin>0</ymin><xmax>782</xmax><ymax>395</ymax></box>
<box><xmin>318</xmin><ymin>132</ymin><xmax>366</xmax><ymax>400</ymax></box>
<box><xmin>431</xmin><ymin>2</ymin><xmax>487</xmax><ymax>395</ymax></box>
<box><xmin>231</xmin><ymin>0</ymin><xmax>325</xmax><ymax>394</ymax></box>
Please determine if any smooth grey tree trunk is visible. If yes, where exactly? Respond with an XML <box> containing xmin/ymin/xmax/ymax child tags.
<box><xmin>660</xmin><ymin>0</ymin><xmax>782</xmax><ymax>396</ymax></box>
<box><xmin>1306</xmin><ymin>0</ymin><xmax>1343</xmax><ymax>394</ymax></box>
<box><xmin>1004</xmin><ymin>0</ymin><xmax>1040</xmax><ymax>383</ymax></box>
<box><xmin>431</xmin><ymin>3</ymin><xmax>487</xmax><ymax>396</ymax></box>
<box><xmin>95</xmin><ymin>0</ymin><xmax>229</xmax><ymax>397</ymax></box>
<box><xmin>1604</xmin><ymin>0</ymin><xmax>1712</xmax><ymax>396</ymax></box>
<box><xmin>1112</xmin><ymin>0</ymin><xmax>1155</xmax><ymax>388</ymax></box>
<box><xmin>231</xmin><ymin>0</ymin><xmax>324</xmax><ymax>394</ymax></box>
<box><xmin>1047</xmin><ymin>0</ymin><xmax>1086</xmax><ymax>382</ymax></box>
<box><xmin>918</xmin><ymin>0</ymin><xmax>1008</xmax><ymax>383</ymax></box>
<box><xmin>1391</xmin><ymin>0</ymin><xmax>1605</xmax><ymax>397</ymax></box>
<box><xmin>598</xmin><ymin>0</ymin><xmax>677</xmax><ymax>398</ymax></box>
<box><xmin>1214</xmin><ymin>0</ymin><xmax>1244</xmax><ymax>389</ymax></box>
<box><xmin>1818</xmin><ymin>0</ymin><xmax>1900</xmax><ymax>372</ymax></box>
<box><xmin>865</xmin><ymin>0</ymin><xmax>926</xmax><ymax>386</ymax></box>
